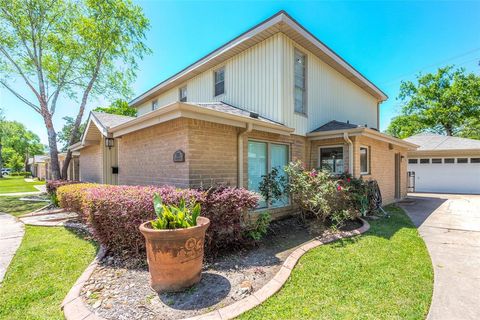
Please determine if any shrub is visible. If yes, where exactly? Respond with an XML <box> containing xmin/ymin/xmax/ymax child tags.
<box><xmin>10</xmin><ymin>171</ymin><xmax>32</xmax><ymax>177</ymax></box>
<box><xmin>284</xmin><ymin>161</ymin><xmax>364</xmax><ymax>228</ymax></box>
<box><xmin>57</xmin><ymin>183</ymin><xmax>99</xmax><ymax>220</ymax></box>
<box><xmin>201</xmin><ymin>187</ymin><xmax>259</xmax><ymax>256</ymax></box>
<box><xmin>46</xmin><ymin>180</ymin><xmax>81</xmax><ymax>206</ymax></box>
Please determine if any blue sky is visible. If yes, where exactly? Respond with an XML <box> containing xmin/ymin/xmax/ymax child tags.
<box><xmin>1</xmin><ymin>0</ymin><xmax>479</xmax><ymax>145</ymax></box>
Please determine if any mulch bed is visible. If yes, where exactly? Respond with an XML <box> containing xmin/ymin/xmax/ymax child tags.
<box><xmin>81</xmin><ymin>216</ymin><xmax>363</xmax><ymax>320</ymax></box>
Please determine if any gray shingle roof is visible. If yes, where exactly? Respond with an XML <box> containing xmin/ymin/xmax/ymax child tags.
<box><xmin>187</xmin><ymin>102</ymin><xmax>284</xmax><ymax>126</ymax></box>
<box><xmin>404</xmin><ymin>133</ymin><xmax>480</xmax><ymax>151</ymax></box>
<box><xmin>311</xmin><ymin>120</ymin><xmax>362</xmax><ymax>133</ymax></box>
<box><xmin>91</xmin><ymin>111</ymin><xmax>135</xmax><ymax>129</ymax></box>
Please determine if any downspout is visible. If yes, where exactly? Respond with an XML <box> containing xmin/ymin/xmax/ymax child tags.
<box><xmin>238</xmin><ymin>123</ymin><xmax>253</xmax><ymax>188</ymax></box>
<box><xmin>343</xmin><ymin>132</ymin><xmax>354</xmax><ymax>176</ymax></box>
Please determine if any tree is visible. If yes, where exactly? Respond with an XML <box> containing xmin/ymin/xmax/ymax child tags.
<box><xmin>0</xmin><ymin>120</ymin><xmax>44</xmax><ymax>170</ymax></box>
<box><xmin>57</xmin><ymin>116</ymin><xmax>86</xmax><ymax>152</ymax></box>
<box><xmin>93</xmin><ymin>99</ymin><xmax>137</xmax><ymax>117</ymax></box>
<box><xmin>6</xmin><ymin>152</ymin><xmax>23</xmax><ymax>172</ymax></box>
<box><xmin>386</xmin><ymin>66</ymin><xmax>480</xmax><ymax>138</ymax></box>
<box><xmin>0</xmin><ymin>107</ymin><xmax>4</xmax><ymax>177</ymax></box>
<box><xmin>0</xmin><ymin>0</ymin><xmax>150</xmax><ymax>179</ymax></box>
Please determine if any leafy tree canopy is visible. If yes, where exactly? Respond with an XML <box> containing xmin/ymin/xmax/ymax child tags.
<box><xmin>0</xmin><ymin>120</ymin><xmax>44</xmax><ymax>170</ymax></box>
<box><xmin>386</xmin><ymin>66</ymin><xmax>480</xmax><ymax>139</ymax></box>
<box><xmin>57</xmin><ymin>116</ymin><xmax>87</xmax><ymax>152</ymax></box>
<box><xmin>93</xmin><ymin>99</ymin><xmax>137</xmax><ymax>117</ymax></box>
<box><xmin>0</xmin><ymin>0</ymin><xmax>150</xmax><ymax>178</ymax></box>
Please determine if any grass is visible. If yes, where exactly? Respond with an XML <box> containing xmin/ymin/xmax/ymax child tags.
<box><xmin>0</xmin><ymin>176</ymin><xmax>45</xmax><ymax>194</ymax></box>
<box><xmin>0</xmin><ymin>226</ymin><xmax>97</xmax><ymax>320</ymax></box>
<box><xmin>240</xmin><ymin>205</ymin><xmax>433</xmax><ymax>320</ymax></box>
<box><xmin>0</xmin><ymin>196</ymin><xmax>48</xmax><ymax>216</ymax></box>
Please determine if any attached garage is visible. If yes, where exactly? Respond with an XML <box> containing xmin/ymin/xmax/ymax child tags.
<box><xmin>405</xmin><ymin>134</ymin><xmax>480</xmax><ymax>194</ymax></box>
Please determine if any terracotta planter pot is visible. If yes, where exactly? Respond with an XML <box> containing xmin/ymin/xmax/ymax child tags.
<box><xmin>139</xmin><ymin>217</ymin><xmax>210</xmax><ymax>293</ymax></box>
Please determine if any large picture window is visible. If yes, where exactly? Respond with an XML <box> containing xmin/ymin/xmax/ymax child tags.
<box><xmin>248</xmin><ymin>141</ymin><xmax>289</xmax><ymax>209</ymax></box>
<box><xmin>319</xmin><ymin>146</ymin><xmax>344</xmax><ymax>174</ymax></box>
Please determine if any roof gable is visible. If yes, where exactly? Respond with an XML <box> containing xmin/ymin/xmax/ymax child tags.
<box><xmin>130</xmin><ymin>10</ymin><xmax>387</xmax><ymax>107</ymax></box>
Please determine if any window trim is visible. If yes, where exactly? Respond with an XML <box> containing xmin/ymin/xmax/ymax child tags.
<box><xmin>293</xmin><ymin>49</ymin><xmax>307</xmax><ymax>116</ymax></box>
<box><xmin>360</xmin><ymin>145</ymin><xmax>370</xmax><ymax>175</ymax></box>
<box><xmin>318</xmin><ymin>144</ymin><xmax>345</xmax><ymax>175</ymax></box>
<box><xmin>248</xmin><ymin>139</ymin><xmax>291</xmax><ymax>210</ymax></box>
<box><xmin>179</xmin><ymin>86</ymin><xmax>187</xmax><ymax>102</ymax></box>
<box><xmin>213</xmin><ymin>67</ymin><xmax>225</xmax><ymax>97</ymax></box>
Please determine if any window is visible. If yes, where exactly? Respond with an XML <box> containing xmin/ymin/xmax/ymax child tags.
<box><xmin>294</xmin><ymin>50</ymin><xmax>306</xmax><ymax>114</ymax></box>
<box><xmin>444</xmin><ymin>158</ymin><xmax>455</xmax><ymax>163</ymax></box>
<box><xmin>151</xmin><ymin>99</ymin><xmax>158</xmax><ymax>111</ymax></box>
<box><xmin>471</xmin><ymin>158</ymin><xmax>480</xmax><ymax>163</ymax></box>
<box><xmin>179</xmin><ymin>86</ymin><xmax>187</xmax><ymax>102</ymax></box>
<box><xmin>457</xmin><ymin>158</ymin><xmax>468</xmax><ymax>163</ymax></box>
<box><xmin>214</xmin><ymin>68</ymin><xmax>225</xmax><ymax>96</ymax></box>
<box><xmin>248</xmin><ymin>141</ymin><xmax>289</xmax><ymax>209</ymax></box>
<box><xmin>319</xmin><ymin>146</ymin><xmax>344</xmax><ymax>174</ymax></box>
<box><xmin>420</xmin><ymin>159</ymin><xmax>430</xmax><ymax>164</ymax></box>
<box><xmin>432</xmin><ymin>158</ymin><xmax>442</xmax><ymax>164</ymax></box>
<box><xmin>360</xmin><ymin>147</ymin><xmax>369</xmax><ymax>174</ymax></box>
<box><xmin>408</xmin><ymin>159</ymin><xmax>418</xmax><ymax>164</ymax></box>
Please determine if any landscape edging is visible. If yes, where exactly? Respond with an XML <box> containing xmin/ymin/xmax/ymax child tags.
<box><xmin>62</xmin><ymin>218</ymin><xmax>370</xmax><ymax>320</ymax></box>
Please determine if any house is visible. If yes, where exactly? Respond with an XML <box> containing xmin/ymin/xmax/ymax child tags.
<box><xmin>43</xmin><ymin>152</ymin><xmax>80</xmax><ymax>181</ymax></box>
<box><xmin>27</xmin><ymin>155</ymin><xmax>48</xmax><ymax>180</ymax></box>
<box><xmin>404</xmin><ymin>133</ymin><xmax>480</xmax><ymax>194</ymax></box>
<box><xmin>70</xmin><ymin>10</ymin><xmax>416</xmax><ymax>217</ymax></box>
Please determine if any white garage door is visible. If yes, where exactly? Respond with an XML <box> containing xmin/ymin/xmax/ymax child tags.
<box><xmin>408</xmin><ymin>157</ymin><xmax>480</xmax><ymax>194</ymax></box>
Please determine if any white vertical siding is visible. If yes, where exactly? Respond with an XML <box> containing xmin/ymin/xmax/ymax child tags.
<box><xmin>136</xmin><ymin>33</ymin><xmax>379</xmax><ymax>135</ymax></box>
<box><xmin>281</xmin><ymin>34</ymin><xmax>378</xmax><ymax>135</ymax></box>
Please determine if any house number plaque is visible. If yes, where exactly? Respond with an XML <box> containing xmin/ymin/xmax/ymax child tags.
<box><xmin>173</xmin><ymin>150</ymin><xmax>185</xmax><ymax>162</ymax></box>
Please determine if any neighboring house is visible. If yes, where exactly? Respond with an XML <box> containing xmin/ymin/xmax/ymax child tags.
<box><xmin>43</xmin><ymin>152</ymin><xmax>80</xmax><ymax>181</ymax></box>
<box><xmin>404</xmin><ymin>133</ymin><xmax>480</xmax><ymax>194</ymax></box>
<box><xmin>71</xmin><ymin>11</ymin><xmax>416</xmax><ymax>217</ymax></box>
<box><xmin>27</xmin><ymin>155</ymin><xmax>48</xmax><ymax>179</ymax></box>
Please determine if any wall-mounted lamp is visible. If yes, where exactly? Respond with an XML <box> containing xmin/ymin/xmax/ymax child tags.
<box><xmin>105</xmin><ymin>137</ymin><xmax>115</xmax><ymax>149</ymax></box>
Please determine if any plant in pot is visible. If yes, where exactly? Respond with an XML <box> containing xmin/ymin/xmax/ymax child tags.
<box><xmin>139</xmin><ymin>193</ymin><xmax>210</xmax><ymax>293</ymax></box>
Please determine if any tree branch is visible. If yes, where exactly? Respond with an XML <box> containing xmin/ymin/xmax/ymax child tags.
<box><xmin>0</xmin><ymin>80</ymin><xmax>41</xmax><ymax>113</ymax></box>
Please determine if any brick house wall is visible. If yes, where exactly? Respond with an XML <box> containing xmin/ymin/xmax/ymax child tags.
<box><xmin>118</xmin><ymin>118</ymin><xmax>190</xmax><ymax>187</ymax></box>
<box><xmin>353</xmin><ymin>136</ymin><xmax>408</xmax><ymax>204</ymax></box>
<box><xmin>80</xmin><ymin>144</ymin><xmax>103</xmax><ymax>183</ymax></box>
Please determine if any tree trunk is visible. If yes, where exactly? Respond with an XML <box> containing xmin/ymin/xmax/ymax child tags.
<box><xmin>61</xmin><ymin>109</ymin><xmax>85</xmax><ymax>179</ymax></box>
<box><xmin>44</xmin><ymin>114</ymin><xmax>61</xmax><ymax>180</ymax></box>
<box><xmin>445</xmin><ymin>125</ymin><xmax>453</xmax><ymax>136</ymax></box>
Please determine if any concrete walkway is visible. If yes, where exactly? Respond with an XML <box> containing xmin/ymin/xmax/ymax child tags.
<box><xmin>0</xmin><ymin>213</ymin><xmax>25</xmax><ymax>283</ymax></box>
<box><xmin>399</xmin><ymin>193</ymin><xmax>480</xmax><ymax>320</ymax></box>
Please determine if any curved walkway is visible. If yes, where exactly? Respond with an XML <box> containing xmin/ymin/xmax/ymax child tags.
<box><xmin>0</xmin><ymin>213</ymin><xmax>25</xmax><ymax>283</ymax></box>
<box><xmin>400</xmin><ymin>193</ymin><xmax>480</xmax><ymax>320</ymax></box>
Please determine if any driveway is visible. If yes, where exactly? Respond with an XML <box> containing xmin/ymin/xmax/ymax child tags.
<box><xmin>399</xmin><ymin>193</ymin><xmax>480</xmax><ymax>320</ymax></box>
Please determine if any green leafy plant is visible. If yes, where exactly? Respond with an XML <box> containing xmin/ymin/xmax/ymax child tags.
<box><xmin>258</xmin><ymin>167</ymin><xmax>287</xmax><ymax>206</ymax></box>
<box><xmin>245</xmin><ymin>212</ymin><xmax>271</xmax><ymax>241</ymax></box>
<box><xmin>150</xmin><ymin>193</ymin><xmax>201</xmax><ymax>230</ymax></box>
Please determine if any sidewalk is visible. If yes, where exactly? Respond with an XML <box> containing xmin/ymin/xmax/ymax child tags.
<box><xmin>0</xmin><ymin>213</ymin><xmax>25</xmax><ymax>283</ymax></box>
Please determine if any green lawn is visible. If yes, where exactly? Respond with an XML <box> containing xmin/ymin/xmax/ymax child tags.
<box><xmin>240</xmin><ymin>206</ymin><xmax>433</xmax><ymax>320</ymax></box>
<box><xmin>0</xmin><ymin>196</ymin><xmax>47</xmax><ymax>216</ymax></box>
<box><xmin>0</xmin><ymin>226</ymin><xmax>97</xmax><ymax>320</ymax></box>
<box><xmin>0</xmin><ymin>176</ymin><xmax>45</xmax><ymax>194</ymax></box>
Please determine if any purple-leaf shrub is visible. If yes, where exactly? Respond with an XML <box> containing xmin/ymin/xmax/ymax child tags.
<box><xmin>58</xmin><ymin>184</ymin><xmax>260</xmax><ymax>257</ymax></box>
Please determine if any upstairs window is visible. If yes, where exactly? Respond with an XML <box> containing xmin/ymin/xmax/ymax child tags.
<box><xmin>294</xmin><ymin>50</ymin><xmax>307</xmax><ymax>114</ymax></box>
<box><xmin>214</xmin><ymin>68</ymin><xmax>225</xmax><ymax>96</ymax></box>
<box><xmin>151</xmin><ymin>99</ymin><xmax>158</xmax><ymax>111</ymax></box>
<box><xmin>179</xmin><ymin>86</ymin><xmax>187</xmax><ymax>102</ymax></box>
